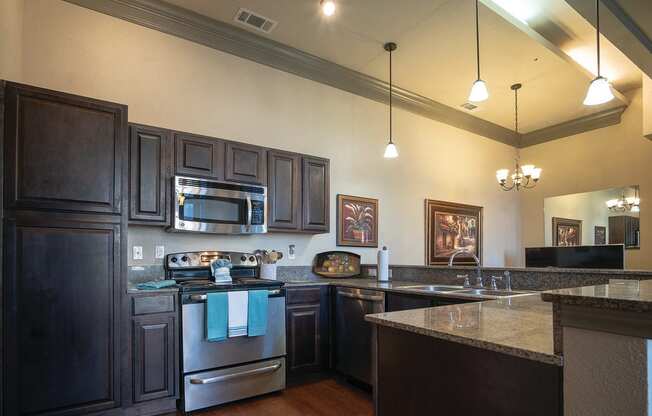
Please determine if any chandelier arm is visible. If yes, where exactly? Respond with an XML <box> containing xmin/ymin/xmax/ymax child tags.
<box><xmin>500</xmin><ymin>182</ymin><xmax>515</xmax><ymax>191</ymax></box>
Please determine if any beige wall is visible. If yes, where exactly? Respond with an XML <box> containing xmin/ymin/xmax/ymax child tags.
<box><xmin>15</xmin><ymin>0</ymin><xmax>522</xmax><ymax>267</ymax></box>
<box><xmin>0</xmin><ymin>0</ymin><xmax>23</xmax><ymax>81</ymax></box>
<box><xmin>520</xmin><ymin>89</ymin><xmax>652</xmax><ymax>269</ymax></box>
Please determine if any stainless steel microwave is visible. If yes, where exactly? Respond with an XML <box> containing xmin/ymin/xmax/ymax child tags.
<box><xmin>170</xmin><ymin>176</ymin><xmax>267</xmax><ymax>234</ymax></box>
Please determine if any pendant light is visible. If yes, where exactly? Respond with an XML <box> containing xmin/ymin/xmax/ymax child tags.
<box><xmin>468</xmin><ymin>0</ymin><xmax>488</xmax><ymax>102</ymax></box>
<box><xmin>384</xmin><ymin>42</ymin><xmax>398</xmax><ymax>159</ymax></box>
<box><xmin>320</xmin><ymin>0</ymin><xmax>335</xmax><ymax>17</ymax></box>
<box><xmin>496</xmin><ymin>84</ymin><xmax>542</xmax><ymax>191</ymax></box>
<box><xmin>583</xmin><ymin>0</ymin><xmax>614</xmax><ymax>106</ymax></box>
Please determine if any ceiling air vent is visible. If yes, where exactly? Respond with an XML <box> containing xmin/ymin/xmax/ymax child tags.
<box><xmin>234</xmin><ymin>8</ymin><xmax>277</xmax><ymax>34</ymax></box>
<box><xmin>460</xmin><ymin>102</ymin><xmax>478</xmax><ymax>111</ymax></box>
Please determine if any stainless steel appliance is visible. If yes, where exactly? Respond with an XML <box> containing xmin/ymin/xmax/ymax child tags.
<box><xmin>167</xmin><ymin>251</ymin><xmax>285</xmax><ymax>413</ymax></box>
<box><xmin>334</xmin><ymin>288</ymin><xmax>385</xmax><ymax>385</ymax></box>
<box><xmin>170</xmin><ymin>175</ymin><xmax>267</xmax><ymax>234</ymax></box>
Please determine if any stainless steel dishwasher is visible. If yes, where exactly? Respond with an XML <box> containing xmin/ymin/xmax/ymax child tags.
<box><xmin>334</xmin><ymin>287</ymin><xmax>385</xmax><ymax>385</ymax></box>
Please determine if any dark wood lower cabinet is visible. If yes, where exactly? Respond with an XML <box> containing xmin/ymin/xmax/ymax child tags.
<box><xmin>132</xmin><ymin>314</ymin><xmax>178</xmax><ymax>403</ymax></box>
<box><xmin>285</xmin><ymin>286</ymin><xmax>330</xmax><ymax>378</ymax></box>
<box><xmin>374</xmin><ymin>326</ymin><xmax>563</xmax><ymax>416</ymax></box>
<box><xmin>3</xmin><ymin>216</ymin><xmax>122</xmax><ymax>416</ymax></box>
<box><xmin>386</xmin><ymin>293</ymin><xmax>472</xmax><ymax>312</ymax></box>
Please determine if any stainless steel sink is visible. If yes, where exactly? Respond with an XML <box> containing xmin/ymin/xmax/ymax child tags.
<box><xmin>455</xmin><ymin>288</ymin><xmax>532</xmax><ymax>298</ymax></box>
<box><xmin>399</xmin><ymin>285</ymin><xmax>465</xmax><ymax>292</ymax></box>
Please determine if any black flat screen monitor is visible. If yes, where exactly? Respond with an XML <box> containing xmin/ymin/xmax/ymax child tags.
<box><xmin>525</xmin><ymin>245</ymin><xmax>624</xmax><ymax>269</ymax></box>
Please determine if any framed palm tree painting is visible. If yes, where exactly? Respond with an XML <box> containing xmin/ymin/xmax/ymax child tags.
<box><xmin>337</xmin><ymin>195</ymin><xmax>378</xmax><ymax>247</ymax></box>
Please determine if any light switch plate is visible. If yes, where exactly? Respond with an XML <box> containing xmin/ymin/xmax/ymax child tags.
<box><xmin>133</xmin><ymin>246</ymin><xmax>143</xmax><ymax>260</ymax></box>
<box><xmin>288</xmin><ymin>244</ymin><xmax>296</xmax><ymax>260</ymax></box>
<box><xmin>155</xmin><ymin>245</ymin><xmax>165</xmax><ymax>259</ymax></box>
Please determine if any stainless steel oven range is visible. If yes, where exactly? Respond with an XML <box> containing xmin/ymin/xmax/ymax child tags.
<box><xmin>166</xmin><ymin>251</ymin><xmax>286</xmax><ymax>413</ymax></box>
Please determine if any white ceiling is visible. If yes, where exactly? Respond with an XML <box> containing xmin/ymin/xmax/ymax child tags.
<box><xmin>164</xmin><ymin>0</ymin><xmax>643</xmax><ymax>133</ymax></box>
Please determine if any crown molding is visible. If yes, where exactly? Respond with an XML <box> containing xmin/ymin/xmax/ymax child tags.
<box><xmin>520</xmin><ymin>106</ymin><xmax>626</xmax><ymax>147</ymax></box>
<box><xmin>63</xmin><ymin>0</ymin><xmax>626</xmax><ymax>148</ymax></box>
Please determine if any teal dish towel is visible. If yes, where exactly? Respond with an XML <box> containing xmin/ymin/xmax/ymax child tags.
<box><xmin>206</xmin><ymin>292</ymin><xmax>228</xmax><ymax>342</ymax></box>
<box><xmin>247</xmin><ymin>290</ymin><xmax>268</xmax><ymax>337</ymax></box>
<box><xmin>136</xmin><ymin>280</ymin><xmax>176</xmax><ymax>290</ymax></box>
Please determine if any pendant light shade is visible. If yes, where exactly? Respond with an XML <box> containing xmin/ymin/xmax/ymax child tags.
<box><xmin>384</xmin><ymin>42</ymin><xmax>398</xmax><ymax>159</ymax></box>
<box><xmin>584</xmin><ymin>76</ymin><xmax>614</xmax><ymax>105</ymax></box>
<box><xmin>469</xmin><ymin>79</ymin><xmax>489</xmax><ymax>102</ymax></box>
<box><xmin>584</xmin><ymin>0</ymin><xmax>614</xmax><ymax>106</ymax></box>
<box><xmin>383</xmin><ymin>142</ymin><xmax>398</xmax><ymax>159</ymax></box>
<box><xmin>468</xmin><ymin>0</ymin><xmax>488</xmax><ymax>102</ymax></box>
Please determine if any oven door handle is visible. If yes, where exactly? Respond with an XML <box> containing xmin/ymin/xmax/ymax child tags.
<box><xmin>246</xmin><ymin>196</ymin><xmax>253</xmax><ymax>226</ymax></box>
<box><xmin>337</xmin><ymin>291</ymin><xmax>384</xmax><ymax>302</ymax></box>
<box><xmin>189</xmin><ymin>289</ymin><xmax>281</xmax><ymax>301</ymax></box>
<box><xmin>189</xmin><ymin>363</ymin><xmax>282</xmax><ymax>385</ymax></box>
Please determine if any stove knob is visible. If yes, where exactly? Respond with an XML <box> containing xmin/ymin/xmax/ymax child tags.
<box><xmin>249</xmin><ymin>256</ymin><xmax>256</xmax><ymax>262</ymax></box>
<box><xmin>240</xmin><ymin>255</ymin><xmax>247</xmax><ymax>262</ymax></box>
<box><xmin>170</xmin><ymin>257</ymin><xmax>177</xmax><ymax>263</ymax></box>
<box><xmin>181</xmin><ymin>256</ymin><xmax>188</xmax><ymax>262</ymax></box>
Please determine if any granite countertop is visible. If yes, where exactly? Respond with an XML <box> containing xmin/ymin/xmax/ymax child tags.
<box><xmin>541</xmin><ymin>280</ymin><xmax>652</xmax><ymax>313</ymax></box>
<box><xmin>366</xmin><ymin>294</ymin><xmax>562</xmax><ymax>367</ymax></box>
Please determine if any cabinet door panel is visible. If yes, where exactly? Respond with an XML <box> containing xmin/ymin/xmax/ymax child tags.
<box><xmin>133</xmin><ymin>315</ymin><xmax>177</xmax><ymax>402</ymax></box>
<box><xmin>386</xmin><ymin>293</ymin><xmax>433</xmax><ymax>312</ymax></box>
<box><xmin>4</xmin><ymin>219</ymin><xmax>121</xmax><ymax>415</ymax></box>
<box><xmin>302</xmin><ymin>157</ymin><xmax>330</xmax><ymax>232</ymax></box>
<box><xmin>286</xmin><ymin>304</ymin><xmax>321</xmax><ymax>372</ymax></box>
<box><xmin>267</xmin><ymin>150</ymin><xmax>300</xmax><ymax>230</ymax></box>
<box><xmin>4</xmin><ymin>82</ymin><xmax>126</xmax><ymax>214</ymax></box>
<box><xmin>129</xmin><ymin>124</ymin><xmax>170</xmax><ymax>224</ymax></box>
<box><xmin>225</xmin><ymin>142</ymin><xmax>267</xmax><ymax>185</ymax></box>
<box><xmin>174</xmin><ymin>132</ymin><xmax>224</xmax><ymax>179</ymax></box>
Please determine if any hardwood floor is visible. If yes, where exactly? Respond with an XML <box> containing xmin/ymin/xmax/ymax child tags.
<box><xmin>183</xmin><ymin>378</ymin><xmax>373</xmax><ymax>416</ymax></box>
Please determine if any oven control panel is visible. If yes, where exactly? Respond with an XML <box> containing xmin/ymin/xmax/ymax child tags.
<box><xmin>166</xmin><ymin>251</ymin><xmax>258</xmax><ymax>269</ymax></box>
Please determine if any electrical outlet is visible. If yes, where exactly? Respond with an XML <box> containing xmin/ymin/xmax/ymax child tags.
<box><xmin>389</xmin><ymin>269</ymin><xmax>393</xmax><ymax>278</ymax></box>
<box><xmin>155</xmin><ymin>245</ymin><xmax>165</xmax><ymax>259</ymax></box>
<box><xmin>133</xmin><ymin>246</ymin><xmax>143</xmax><ymax>260</ymax></box>
<box><xmin>367</xmin><ymin>267</ymin><xmax>377</xmax><ymax>277</ymax></box>
<box><xmin>288</xmin><ymin>244</ymin><xmax>296</xmax><ymax>260</ymax></box>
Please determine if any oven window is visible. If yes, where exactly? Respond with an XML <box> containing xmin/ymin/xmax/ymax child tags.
<box><xmin>180</xmin><ymin>196</ymin><xmax>244</xmax><ymax>224</ymax></box>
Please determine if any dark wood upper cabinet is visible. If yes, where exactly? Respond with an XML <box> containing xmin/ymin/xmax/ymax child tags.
<box><xmin>267</xmin><ymin>150</ymin><xmax>301</xmax><ymax>231</ymax></box>
<box><xmin>174</xmin><ymin>132</ymin><xmax>224</xmax><ymax>180</ymax></box>
<box><xmin>3</xmin><ymin>217</ymin><xmax>122</xmax><ymax>416</ymax></box>
<box><xmin>225</xmin><ymin>141</ymin><xmax>267</xmax><ymax>185</ymax></box>
<box><xmin>302</xmin><ymin>157</ymin><xmax>330</xmax><ymax>232</ymax></box>
<box><xmin>3</xmin><ymin>82</ymin><xmax>127</xmax><ymax>214</ymax></box>
<box><xmin>132</xmin><ymin>313</ymin><xmax>178</xmax><ymax>403</ymax></box>
<box><xmin>609</xmin><ymin>215</ymin><xmax>640</xmax><ymax>248</ymax></box>
<box><xmin>129</xmin><ymin>123</ymin><xmax>171</xmax><ymax>225</ymax></box>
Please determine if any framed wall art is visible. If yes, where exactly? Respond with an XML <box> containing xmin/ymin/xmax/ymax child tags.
<box><xmin>425</xmin><ymin>199</ymin><xmax>482</xmax><ymax>265</ymax></box>
<box><xmin>337</xmin><ymin>195</ymin><xmax>378</xmax><ymax>247</ymax></box>
<box><xmin>552</xmin><ymin>217</ymin><xmax>582</xmax><ymax>246</ymax></box>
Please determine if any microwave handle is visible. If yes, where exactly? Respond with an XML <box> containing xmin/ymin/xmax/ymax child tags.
<box><xmin>246</xmin><ymin>196</ymin><xmax>252</xmax><ymax>226</ymax></box>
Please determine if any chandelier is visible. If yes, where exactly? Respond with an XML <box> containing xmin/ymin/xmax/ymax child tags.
<box><xmin>496</xmin><ymin>83</ymin><xmax>542</xmax><ymax>191</ymax></box>
<box><xmin>606</xmin><ymin>187</ymin><xmax>640</xmax><ymax>213</ymax></box>
<box><xmin>496</xmin><ymin>160</ymin><xmax>541</xmax><ymax>191</ymax></box>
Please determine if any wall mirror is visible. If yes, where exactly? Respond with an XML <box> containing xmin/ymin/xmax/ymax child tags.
<box><xmin>543</xmin><ymin>186</ymin><xmax>640</xmax><ymax>249</ymax></box>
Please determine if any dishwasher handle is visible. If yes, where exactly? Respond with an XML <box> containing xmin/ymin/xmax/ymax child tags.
<box><xmin>337</xmin><ymin>290</ymin><xmax>385</xmax><ymax>302</ymax></box>
<box><xmin>189</xmin><ymin>362</ymin><xmax>282</xmax><ymax>385</ymax></box>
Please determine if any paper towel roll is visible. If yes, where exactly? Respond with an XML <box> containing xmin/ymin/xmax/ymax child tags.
<box><xmin>377</xmin><ymin>246</ymin><xmax>389</xmax><ymax>281</ymax></box>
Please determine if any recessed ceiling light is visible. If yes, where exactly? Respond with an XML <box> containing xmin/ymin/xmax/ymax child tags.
<box><xmin>320</xmin><ymin>0</ymin><xmax>335</xmax><ymax>17</ymax></box>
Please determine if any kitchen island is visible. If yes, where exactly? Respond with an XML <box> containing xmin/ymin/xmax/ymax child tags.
<box><xmin>541</xmin><ymin>281</ymin><xmax>652</xmax><ymax>416</ymax></box>
<box><xmin>366</xmin><ymin>294</ymin><xmax>562</xmax><ymax>416</ymax></box>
